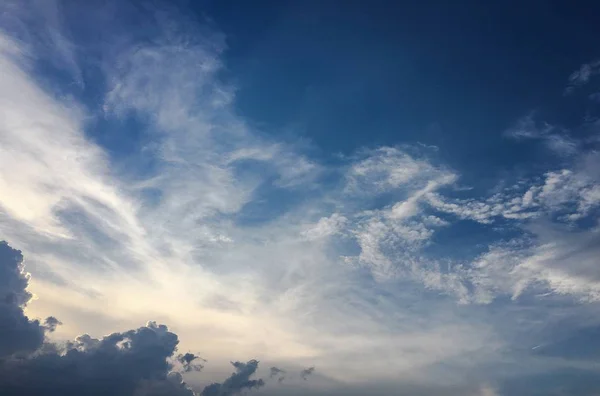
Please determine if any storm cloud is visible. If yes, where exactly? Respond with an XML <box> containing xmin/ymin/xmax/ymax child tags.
<box><xmin>177</xmin><ymin>352</ymin><xmax>206</xmax><ymax>373</ymax></box>
<box><xmin>201</xmin><ymin>360</ymin><xmax>265</xmax><ymax>396</ymax></box>
<box><xmin>0</xmin><ymin>241</ymin><xmax>265</xmax><ymax>396</ymax></box>
<box><xmin>0</xmin><ymin>241</ymin><xmax>46</xmax><ymax>357</ymax></box>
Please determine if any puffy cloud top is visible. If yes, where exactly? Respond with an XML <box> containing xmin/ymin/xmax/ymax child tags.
<box><xmin>0</xmin><ymin>241</ymin><xmax>268</xmax><ymax>396</ymax></box>
<box><xmin>0</xmin><ymin>241</ymin><xmax>45</xmax><ymax>357</ymax></box>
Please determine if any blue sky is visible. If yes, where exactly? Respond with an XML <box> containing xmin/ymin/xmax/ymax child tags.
<box><xmin>1</xmin><ymin>1</ymin><xmax>600</xmax><ymax>395</ymax></box>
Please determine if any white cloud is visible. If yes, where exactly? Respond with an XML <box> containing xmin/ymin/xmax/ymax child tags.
<box><xmin>302</xmin><ymin>214</ymin><xmax>348</xmax><ymax>241</ymax></box>
<box><xmin>505</xmin><ymin>114</ymin><xmax>578</xmax><ymax>156</ymax></box>
<box><xmin>568</xmin><ymin>59</ymin><xmax>600</xmax><ymax>87</ymax></box>
<box><xmin>345</xmin><ymin>147</ymin><xmax>452</xmax><ymax>193</ymax></box>
<box><xmin>455</xmin><ymin>222</ymin><xmax>600</xmax><ymax>304</ymax></box>
<box><xmin>0</xmin><ymin>6</ymin><xmax>491</xmax><ymax>387</ymax></box>
<box><xmin>425</xmin><ymin>154</ymin><xmax>600</xmax><ymax>226</ymax></box>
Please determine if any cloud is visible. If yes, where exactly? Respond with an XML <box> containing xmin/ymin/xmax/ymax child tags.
<box><xmin>0</xmin><ymin>0</ymin><xmax>326</xmax><ymax>365</ymax></box>
<box><xmin>0</xmin><ymin>6</ymin><xmax>496</xmax><ymax>388</ymax></box>
<box><xmin>505</xmin><ymin>114</ymin><xmax>578</xmax><ymax>156</ymax></box>
<box><xmin>0</xmin><ymin>321</ymin><xmax>197</xmax><ymax>396</ymax></box>
<box><xmin>300</xmin><ymin>366</ymin><xmax>315</xmax><ymax>380</ymax></box>
<box><xmin>0</xmin><ymin>241</ymin><xmax>274</xmax><ymax>396</ymax></box>
<box><xmin>177</xmin><ymin>352</ymin><xmax>206</xmax><ymax>373</ymax></box>
<box><xmin>201</xmin><ymin>360</ymin><xmax>265</xmax><ymax>396</ymax></box>
<box><xmin>567</xmin><ymin>59</ymin><xmax>600</xmax><ymax>90</ymax></box>
<box><xmin>0</xmin><ymin>241</ymin><xmax>192</xmax><ymax>395</ymax></box>
<box><xmin>345</xmin><ymin>147</ymin><xmax>453</xmax><ymax>194</ymax></box>
<box><xmin>269</xmin><ymin>366</ymin><xmax>286</xmax><ymax>382</ymax></box>
<box><xmin>0</xmin><ymin>0</ymin><xmax>82</xmax><ymax>85</ymax></box>
<box><xmin>43</xmin><ymin>316</ymin><xmax>62</xmax><ymax>332</ymax></box>
<box><xmin>331</xmin><ymin>122</ymin><xmax>600</xmax><ymax>305</ymax></box>
<box><xmin>2</xmin><ymin>2</ymin><xmax>600</xmax><ymax>395</ymax></box>
<box><xmin>301</xmin><ymin>214</ymin><xmax>348</xmax><ymax>240</ymax></box>
<box><xmin>0</xmin><ymin>243</ymin><xmax>179</xmax><ymax>394</ymax></box>
<box><xmin>0</xmin><ymin>241</ymin><xmax>46</xmax><ymax>357</ymax></box>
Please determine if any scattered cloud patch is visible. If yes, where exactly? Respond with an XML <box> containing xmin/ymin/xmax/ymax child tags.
<box><xmin>0</xmin><ymin>241</ymin><xmax>272</xmax><ymax>396</ymax></box>
<box><xmin>0</xmin><ymin>241</ymin><xmax>46</xmax><ymax>357</ymax></box>
<box><xmin>505</xmin><ymin>114</ymin><xmax>578</xmax><ymax>156</ymax></box>
<box><xmin>177</xmin><ymin>352</ymin><xmax>206</xmax><ymax>373</ymax></box>
<box><xmin>201</xmin><ymin>360</ymin><xmax>265</xmax><ymax>396</ymax></box>
<box><xmin>300</xmin><ymin>366</ymin><xmax>315</xmax><ymax>380</ymax></box>
<box><xmin>269</xmin><ymin>366</ymin><xmax>286</xmax><ymax>382</ymax></box>
<box><xmin>566</xmin><ymin>59</ymin><xmax>600</xmax><ymax>91</ymax></box>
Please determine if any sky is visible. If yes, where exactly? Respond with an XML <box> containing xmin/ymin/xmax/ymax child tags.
<box><xmin>1</xmin><ymin>0</ymin><xmax>600</xmax><ymax>395</ymax></box>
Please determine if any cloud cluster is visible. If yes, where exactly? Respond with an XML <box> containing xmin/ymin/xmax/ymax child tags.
<box><xmin>0</xmin><ymin>322</ymin><xmax>198</xmax><ymax>396</ymax></box>
<box><xmin>316</xmin><ymin>120</ymin><xmax>600</xmax><ymax>304</ymax></box>
<box><xmin>269</xmin><ymin>366</ymin><xmax>286</xmax><ymax>383</ymax></box>
<box><xmin>0</xmin><ymin>241</ymin><xmax>188</xmax><ymax>395</ymax></box>
<box><xmin>201</xmin><ymin>360</ymin><xmax>265</xmax><ymax>396</ymax></box>
<box><xmin>0</xmin><ymin>240</ymin><xmax>271</xmax><ymax>396</ymax></box>
<box><xmin>0</xmin><ymin>241</ymin><xmax>46</xmax><ymax>357</ymax></box>
<box><xmin>177</xmin><ymin>353</ymin><xmax>206</xmax><ymax>373</ymax></box>
<box><xmin>300</xmin><ymin>366</ymin><xmax>315</xmax><ymax>380</ymax></box>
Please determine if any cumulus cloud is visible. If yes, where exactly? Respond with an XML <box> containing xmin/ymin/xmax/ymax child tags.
<box><xmin>0</xmin><ymin>241</ymin><xmax>192</xmax><ymax>395</ymax></box>
<box><xmin>0</xmin><ymin>241</ymin><xmax>46</xmax><ymax>357</ymax></box>
<box><xmin>0</xmin><ymin>241</ymin><xmax>193</xmax><ymax>396</ymax></box>
<box><xmin>43</xmin><ymin>316</ymin><xmax>62</xmax><ymax>333</ymax></box>
<box><xmin>0</xmin><ymin>320</ymin><xmax>197</xmax><ymax>396</ymax></box>
<box><xmin>201</xmin><ymin>360</ymin><xmax>265</xmax><ymax>396</ymax></box>
<box><xmin>177</xmin><ymin>352</ymin><xmax>206</xmax><ymax>373</ymax></box>
<box><xmin>0</xmin><ymin>241</ymin><xmax>272</xmax><ymax>396</ymax></box>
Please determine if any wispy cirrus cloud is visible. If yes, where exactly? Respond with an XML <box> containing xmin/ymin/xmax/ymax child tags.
<box><xmin>505</xmin><ymin>114</ymin><xmax>578</xmax><ymax>157</ymax></box>
<box><xmin>566</xmin><ymin>59</ymin><xmax>600</xmax><ymax>91</ymax></box>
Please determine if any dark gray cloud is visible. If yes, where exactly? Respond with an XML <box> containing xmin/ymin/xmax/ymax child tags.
<box><xmin>0</xmin><ymin>320</ymin><xmax>196</xmax><ymax>396</ymax></box>
<box><xmin>43</xmin><ymin>316</ymin><xmax>62</xmax><ymax>333</ymax></box>
<box><xmin>269</xmin><ymin>366</ymin><xmax>286</xmax><ymax>383</ymax></box>
<box><xmin>202</xmin><ymin>360</ymin><xmax>265</xmax><ymax>396</ymax></box>
<box><xmin>0</xmin><ymin>241</ymin><xmax>46</xmax><ymax>358</ymax></box>
<box><xmin>177</xmin><ymin>352</ymin><xmax>206</xmax><ymax>372</ymax></box>
<box><xmin>0</xmin><ymin>241</ymin><xmax>269</xmax><ymax>396</ymax></box>
<box><xmin>300</xmin><ymin>367</ymin><xmax>315</xmax><ymax>380</ymax></box>
<box><xmin>269</xmin><ymin>366</ymin><xmax>284</xmax><ymax>377</ymax></box>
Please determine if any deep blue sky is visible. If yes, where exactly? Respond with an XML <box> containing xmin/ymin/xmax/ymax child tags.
<box><xmin>199</xmin><ymin>0</ymin><xmax>600</xmax><ymax>182</ymax></box>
